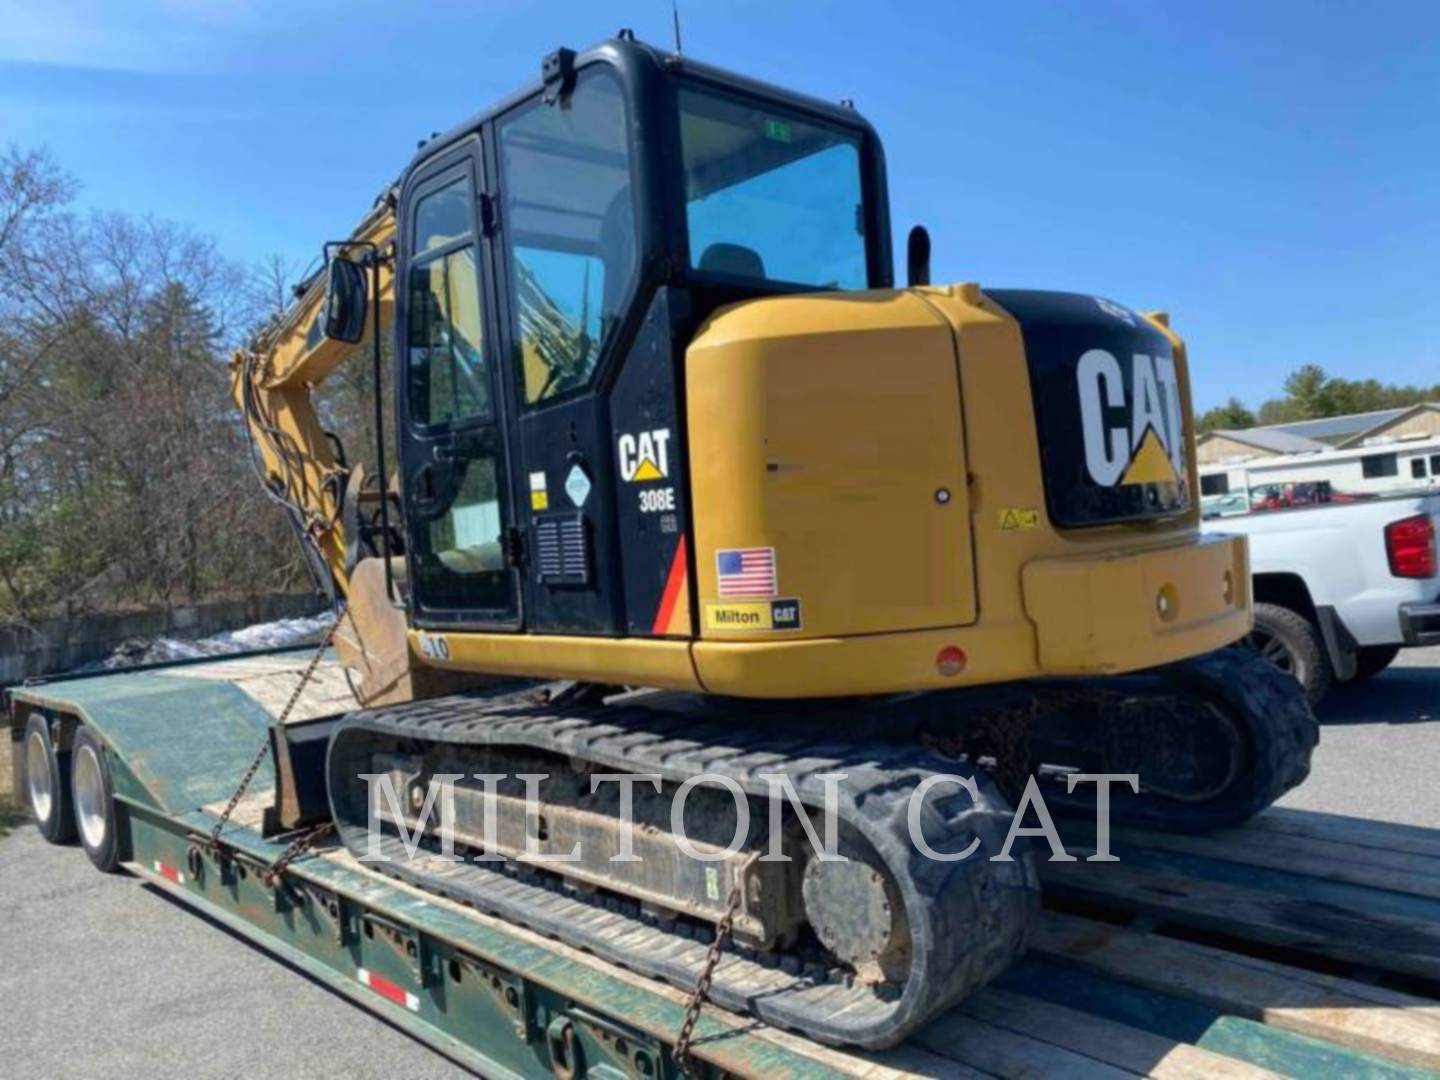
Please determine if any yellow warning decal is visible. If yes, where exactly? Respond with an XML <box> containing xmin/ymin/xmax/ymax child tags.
<box><xmin>998</xmin><ymin>508</ymin><xmax>1040</xmax><ymax>530</ymax></box>
<box><xmin>530</xmin><ymin>490</ymin><xmax>549</xmax><ymax>511</ymax></box>
<box><xmin>704</xmin><ymin>598</ymin><xmax>802</xmax><ymax>632</ymax></box>
<box><xmin>1120</xmin><ymin>426</ymin><xmax>1179</xmax><ymax>486</ymax></box>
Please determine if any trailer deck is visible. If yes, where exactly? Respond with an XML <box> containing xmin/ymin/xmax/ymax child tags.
<box><xmin>9</xmin><ymin>649</ymin><xmax>1440</xmax><ymax>1078</ymax></box>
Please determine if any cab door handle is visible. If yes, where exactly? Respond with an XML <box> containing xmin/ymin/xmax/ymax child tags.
<box><xmin>410</xmin><ymin>465</ymin><xmax>442</xmax><ymax>518</ymax></box>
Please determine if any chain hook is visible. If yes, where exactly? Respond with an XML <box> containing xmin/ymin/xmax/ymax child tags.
<box><xmin>673</xmin><ymin>884</ymin><xmax>742</xmax><ymax>1077</ymax></box>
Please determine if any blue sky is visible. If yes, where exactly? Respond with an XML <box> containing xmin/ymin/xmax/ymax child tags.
<box><xmin>2</xmin><ymin>0</ymin><xmax>1435</xmax><ymax>410</ymax></box>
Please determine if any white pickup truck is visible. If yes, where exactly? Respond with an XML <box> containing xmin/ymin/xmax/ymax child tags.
<box><xmin>1203</xmin><ymin>490</ymin><xmax>1440</xmax><ymax>702</ymax></box>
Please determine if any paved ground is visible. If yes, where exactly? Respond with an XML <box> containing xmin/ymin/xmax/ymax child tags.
<box><xmin>1275</xmin><ymin>644</ymin><xmax>1440</xmax><ymax>828</ymax></box>
<box><xmin>0</xmin><ymin>825</ymin><xmax>470</xmax><ymax>1078</ymax></box>
<box><xmin>2</xmin><ymin>647</ymin><xmax>1437</xmax><ymax>1077</ymax></box>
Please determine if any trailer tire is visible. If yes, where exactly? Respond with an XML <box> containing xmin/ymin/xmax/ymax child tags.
<box><xmin>1350</xmin><ymin>645</ymin><xmax>1401</xmax><ymax>682</ymax></box>
<box><xmin>71</xmin><ymin>726</ymin><xmax>121</xmax><ymax>873</ymax></box>
<box><xmin>1246</xmin><ymin>602</ymin><xmax>1332</xmax><ymax>706</ymax></box>
<box><xmin>23</xmin><ymin>713</ymin><xmax>76</xmax><ymax>844</ymax></box>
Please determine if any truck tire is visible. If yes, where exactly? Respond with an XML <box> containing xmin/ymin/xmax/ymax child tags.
<box><xmin>71</xmin><ymin>726</ymin><xmax>121</xmax><ymax>873</ymax></box>
<box><xmin>1351</xmin><ymin>644</ymin><xmax>1401</xmax><ymax>682</ymax></box>
<box><xmin>1246</xmin><ymin>603</ymin><xmax>1332</xmax><ymax>706</ymax></box>
<box><xmin>23</xmin><ymin>713</ymin><xmax>76</xmax><ymax>844</ymax></box>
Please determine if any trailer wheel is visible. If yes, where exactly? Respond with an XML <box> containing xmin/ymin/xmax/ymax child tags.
<box><xmin>24</xmin><ymin>713</ymin><xmax>76</xmax><ymax>843</ymax></box>
<box><xmin>1246</xmin><ymin>602</ymin><xmax>1331</xmax><ymax>706</ymax></box>
<box><xmin>71</xmin><ymin>726</ymin><xmax>121</xmax><ymax>873</ymax></box>
<box><xmin>1350</xmin><ymin>645</ymin><xmax>1401</xmax><ymax>682</ymax></box>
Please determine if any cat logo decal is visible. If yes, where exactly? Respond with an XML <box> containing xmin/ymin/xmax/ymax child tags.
<box><xmin>1077</xmin><ymin>349</ymin><xmax>1185</xmax><ymax>487</ymax></box>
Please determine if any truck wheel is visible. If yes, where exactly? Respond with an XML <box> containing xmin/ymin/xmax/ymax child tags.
<box><xmin>1351</xmin><ymin>644</ymin><xmax>1401</xmax><ymax>682</ymax></box>
<box><xmin>71</xmin><ymin>726</ymin><xmax>121</xmax><ymax>873</ymax></box>
<box><xmin>23</xmin><ymin>713</ymin><xmax>76</xmax><ymax>843</ymax></box>
<box><xmin>1246</xmin><ymin>603</ymin><xmax>1332</xmax><ymax>706</ymax></box>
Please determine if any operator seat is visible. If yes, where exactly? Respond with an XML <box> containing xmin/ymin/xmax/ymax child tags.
<box><xmin>699</xmin><ymin>242</ymin><xmax>766</xmax><ymax>280</ymax></box>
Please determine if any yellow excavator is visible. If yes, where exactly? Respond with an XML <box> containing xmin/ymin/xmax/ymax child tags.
<box><xmin>234</xmin><ymin>35</ymin><xmax>1316</xmax><ymax>1048</ymax></box>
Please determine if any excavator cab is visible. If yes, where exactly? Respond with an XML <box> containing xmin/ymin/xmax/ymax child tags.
<box><xmin>305</xmin><ymin>35</ymin><xmax>1271</xmax><ymax>702</ymax></box>
<box><xmin>370</xmin><ymin>39</ymin><xmax>890</xmax><ymax>651</ymax></box>
<box><xmin>277</xmin><ymin>31</ymin><xmax>1272</xmax><ymax>707</ymax></box>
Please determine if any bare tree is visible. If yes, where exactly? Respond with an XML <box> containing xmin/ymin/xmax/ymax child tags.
<box><xmin>0</xmin><ymin>147</ymin><xmax>304</xmax><ymax>621</ymax></box>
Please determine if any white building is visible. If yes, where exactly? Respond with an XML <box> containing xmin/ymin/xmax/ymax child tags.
<box><xmin>1197</xmin><ymin>403</ymin><xmax>1440</xmax><ymax>512</ymax></box>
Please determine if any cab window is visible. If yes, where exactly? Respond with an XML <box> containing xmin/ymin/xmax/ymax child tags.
<box><xmin>413</xmin><ymin>176</ymin><xmax>473</xmax><ymax>254</ymax></box>
<box><xmin>407</xmin><ymin>171</ymin><xmax>490</xmax><ymax>426</ymax></box>
<box><xmin>497</xmin><ymin>71</ymin><xmax>637</xmax><ymax>405</ymax></box>
<box><xmin>679</xmin><ymin>87</ymin><xmax>866</xmax><ymax>290</ymax></box>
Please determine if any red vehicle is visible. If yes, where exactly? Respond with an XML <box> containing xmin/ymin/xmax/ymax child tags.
<box><xmin>1248</xmin><ymin>480</ymin><xmax>1377</xmax><ymax>511</ymax></box>
<box><xmin>1249</xmin><ymin>481</ymin><xmax>1333</xmax><ymax>511</ymax></box>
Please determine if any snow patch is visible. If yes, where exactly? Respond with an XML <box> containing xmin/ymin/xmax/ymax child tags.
<box><xmin>90</xmin><ymin>611</ymin><xmax>335</xmax><ymax>670</ymax></box>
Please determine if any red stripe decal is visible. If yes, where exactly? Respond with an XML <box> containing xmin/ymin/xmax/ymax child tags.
<box><xmin>651</xmin><ymin>536</ymin><xmax>688</xmax><ymax>635</ymax></box>
<box><xmin>364</xmin><ymin>969</ymin><xmax>410</xmax><ymax>1009</ymax></box>
<box><xmin>156</xmin><ymin>861</ymin><xmax>181</xmax><ymax>883</ymax></box>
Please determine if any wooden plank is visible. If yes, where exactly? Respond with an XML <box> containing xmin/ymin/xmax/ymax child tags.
<box><xmin>961</xmin><ymin>988</ymin><xmax>1281</xmax><ymax>1079</ymax></box>
<box><xmin>1042</xmin><ymin>857</ymin><xmax>1440</xmax><ymax>980</ymax></box>
<box><xmin>1247</xmin><ymin>808</ymin><xmax>1440</xmax><ymax>862</ymax></box>
<box><xmin>1035</xmin><ymin>912</ymin><xmax>1440</xmax><ymax>1071</ymax></box>
<box><xmin>1003</xmin><ymin>953</ymin><xmax>1437</xmax><ymax>1080</ymax></box>
<box><xmin>1070</xmin><ymin>822</ymin><xmax>1440</xmax><ymax>900</ymax></box>
<box><xmin>912</xmin><ymin>1013</ymin><xmax>1140</xmax><ymax>1079</ymax></box>
<box><xmin>1193</xmin><ymin>1015</ymin><xmax>1437</xmax><ymax>1080</ymax></box>
<box><xmin>1055</xmin><ymin>839</ymin><xmax>1440</xmax><ymax>925</ymax></box>
<box><xmin>1216</xmin><ymin>946</ymin><xmax>1440</xmax><ymax>1017</ymax></box>
<box><xmin>860</xmin><ymin>1042</ymin><xmax>993</xmax><ymax>1080</ymax></box>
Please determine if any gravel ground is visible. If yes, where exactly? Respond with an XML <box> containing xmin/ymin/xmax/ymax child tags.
<box><xmin>1</xmin><ymin>647</ymin><xmax>1437</xmax><ymax>1077</ymax></box>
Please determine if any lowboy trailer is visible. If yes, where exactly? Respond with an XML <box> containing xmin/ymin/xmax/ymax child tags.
<box><xmin>10</xmin><ymin>646</ymin><xmax>1440</xmax><ymax>1078</ymax></box>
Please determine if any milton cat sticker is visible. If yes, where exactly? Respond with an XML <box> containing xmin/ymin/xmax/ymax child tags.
<box><xmin>1077</xmin><ymin>348</ymin><xmax>1185</xmax><ymax>488</ymax></box>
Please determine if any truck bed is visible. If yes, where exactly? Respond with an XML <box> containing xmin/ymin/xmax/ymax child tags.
<box><xmin>11</xmin><ymin>650</ymin><xmax>1440</xmax><ymax>1078</ymax></box>
<box><xmin>1203</xmin><ymin>490</ymin><xmax>1440</xmax><ymax>650</ymax></box>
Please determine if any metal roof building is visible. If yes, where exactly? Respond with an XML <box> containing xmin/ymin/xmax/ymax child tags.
<box><xmin>1264</xmin><ymin>407</ymin><xmax>1412</xmax><ymax>444</ymax></box>
<box><xmin>1198</xmin><ymin>403</ymin><xmax>1440</xmax><ymax>466</ymax></box>
<box><xmin>1203</xmin><ymin>428</ymin><xmax>1329</xmax><ymax>454</ymax></box>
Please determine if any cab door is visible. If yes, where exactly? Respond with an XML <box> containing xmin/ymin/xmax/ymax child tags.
<box><xmin>397</xmin><ymin>140</ymin><xmax>521</xmax><ymax>630</ymax></box>
<box><xmin>490</xmin><ymin>70</ymin><xmax>642</xmax><ymax>636</ymax></box>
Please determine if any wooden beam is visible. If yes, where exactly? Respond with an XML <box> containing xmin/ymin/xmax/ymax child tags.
<box><xmin>1035</xmin><ymin>912</ymin><xmax>1440</xmax><ymax>1071</ymax></box>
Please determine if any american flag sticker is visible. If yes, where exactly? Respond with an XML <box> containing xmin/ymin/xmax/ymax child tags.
<box><xmin>716</xmin><ymin>547</ymin><xmax>778</xmax><ymax>598</ymax></box>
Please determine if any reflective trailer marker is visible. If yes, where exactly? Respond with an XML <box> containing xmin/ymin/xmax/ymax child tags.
<box><xmin>357</xmin><ymin>967</ymin><xmax>420</xmax><ymax>1012</ymax></box>
<box><xmin>154</xmin><ymin>860</ymin><xmax>185</xmax><ymax>884</ymax></box>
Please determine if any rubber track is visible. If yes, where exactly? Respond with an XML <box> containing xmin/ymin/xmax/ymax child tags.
<box><xmin>1125</xmin><ymin>645</ymin><xmax>1319</xmax><ymax>831</ymax></box>
<box><xmin>1042</xmin><ymin>646</ymin><xmax>1320</xmax><ymax>833</ymax></box>
<box><xmin>328</xmin><ymin>695</ymin><xmax>1039</xmax><ymax>1048</ymax></box>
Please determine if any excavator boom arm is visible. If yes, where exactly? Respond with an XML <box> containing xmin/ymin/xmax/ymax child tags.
<box><xmin>230</xmin><ymin>193</ymin><xmax>397</xmax><ymax>598</ymax></box>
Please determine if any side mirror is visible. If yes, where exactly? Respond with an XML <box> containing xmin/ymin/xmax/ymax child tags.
<box><xmin>324</xmin><ymin>256</ymin><xmax>368</xmax><ymax>344</ymax></box>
